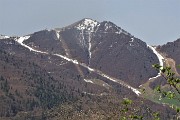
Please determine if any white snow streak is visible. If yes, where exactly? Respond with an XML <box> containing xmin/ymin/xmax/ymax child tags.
<box><xmin>147</xmin><ymin>45</ymin><xmax>164</xmax><ymax>80</ymax></box>
<box><xmin>54</xmin><ymin>54</ymin><xmax>79</xmax><ymax>64</ymax></box>
<box><xmin>88</xmin><ymin>32</ymin><xmax>92</xmax><ymax>59</ymax></box>
<box><xmin>16</xmin><ymin>36</ymin><xmax>48</xmax><ymax>54</ymax></box>
<box><xmin>17</xmin><ymin>36</ymin><xmax>30</xmax><ymax>43</ymax></box>
<box><xmin>80</xmin><ymin>63</ymin><xmax>94</xmax><ymax>72</ymax></box>
<box><xmin>56</xmin><ymin>31</ymin><xmax>60</xmax><ymax>40</ymax></box>
<box><xmin>15</xmin><ymin>38</ymin><xmax>141</xmax><ymax>96</ymax></box>
<box><xmin>82</xmin><ymin>91</ymin><xmax>96</xmax><ymax>96</ymax></box>
<box><xmin>84</xmin><ymin>79</ymin><xmax>94</xmax><ymax>84</ymax></box>
<box><xmin>100</xmin><ymin>73</ymin><xmax>141</xmax><ymax>95</ymax></box>
<box><xmin>53</xmin><ymin>56</ymin><xmax>141</xmax><ymax>95</ymax></box>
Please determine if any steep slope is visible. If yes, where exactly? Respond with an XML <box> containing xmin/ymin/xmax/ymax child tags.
<box><xmin>66</xmin><ymin>19</ymin><xmax>160</xmax><ymax>87</ymax></box>
<box><xmin>23</xmin><ymin>19</ymin><xmax>159</xmax><ymax>88</ymax></box>
<box><xmin>14</xmin><ymin>31</ymin><xmax>141</xmax><ymax>96</ymax></box>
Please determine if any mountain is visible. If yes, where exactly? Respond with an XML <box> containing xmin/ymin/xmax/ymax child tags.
<box><xmin>23</xmin><ymin>18</ymin><xmax>160</xmax><ymax>88</ymax></box>
<box><xmin>0</xmin><ymin>18</ymin><xmax>177</xmax><ymax>119</ymax></box>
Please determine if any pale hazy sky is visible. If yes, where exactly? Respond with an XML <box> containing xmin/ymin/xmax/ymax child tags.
<box><xmin>0</xmin><ymin>0</ymin><xmax>180</xmax><ymax>45</ymax></box>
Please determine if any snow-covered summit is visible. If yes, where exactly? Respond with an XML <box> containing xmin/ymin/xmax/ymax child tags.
<box><xmin>76</xmin><ymin>18</ymin><xmax>99</xmax><ymax>32</ymax></box>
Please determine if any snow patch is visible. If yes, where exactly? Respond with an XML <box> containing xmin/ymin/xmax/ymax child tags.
<box><xmin>80</xmin><ymin>63</ymin><xmax>94</xmax><ymax>72</ymax></box>
<box><xmin>82</xmin><ymin>91</ymin><xmax>96</xmax><ymax>96</ymax></box>
<box><xmin>105</xmin><ymin>23</ymin><xmax>112</xmax><ymax>31</ymax></box>
<box><xmin>148</xmin><ymin>45</ymin><xmax>164</xmax><ymax>67</ymax></box>
<box><xmin>16</xmin><ymin>36</ymin><xmax>30</xmax><ymax>43</ymax></box>
<box><xmin>129</xmin><ymin>38</ymin><xmax>134</xmax><ymax>46</ymax></box>
<box><xmin>101</xmin><ymin>73</ymin><xmax>117</xmax><ymax>82</ymax></box>
<box><xmin>147</xmin><ymin>45</ymin><xmax>164</xmax><ymax>80</ymax></box>
<box><xmin>76</xmin><ymin>18</ymin><xmax>99</xmax><ymax>32</ymax></box>
<box><xmin>56</xmin><ymin>31</ymin><xmax>60</xmax><ymax>40</ymax></box>
<box><xmin>87</xmin><ymin>66</ymin><xmax>94</xmax><ymax>72</ymax></box>
<box><xmin>84</xmin><ymin>79</ymin><xmax>94</xmax><ymax>84</ymax></box>
<box><xmin>126</xmin><ymin>85</ymin><xmax>141</xmax><ymax>96</ymax></box>
<box><xmin>130</xmin><ymin>38</ymin><xmax>134</xmax><ymax>42</ymax></box>
<box><xmin>54</xmin><ymin>54</ymin><xmax>79</xmax><ymax>65</ymax></box>
<box><xmin>115</xmin><ymin>31</ymin><xmax>122</xmax><ymax>34</ymax></box>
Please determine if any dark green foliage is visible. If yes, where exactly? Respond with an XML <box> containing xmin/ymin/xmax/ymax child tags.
<box><xmin>119</xmin><ymin>97</ymin><xmax>164</xmax><ymax>120</ymax></box>
<box><xmin>120</xmin><ymin>98</ymin><xmax>144</xmax><ymax>120</ymax></box>
<box><xmin>153</xmin><ymin>112</ymin><xmax>160</xmax><ymax>120</ymax></box>
<box><xmin>155</xmin><ymin>85</ymin><xmax>161</xmax><ymax>93</ymax></box>
<box><xmin>153</xmin><ymin>64</ymin><xmax>180</xmax><ymax>98</ymax></box>
<box><xmin>176</xmin><ymin>107</ymin><xmax>180</xmax><ymax>113</ymax></box>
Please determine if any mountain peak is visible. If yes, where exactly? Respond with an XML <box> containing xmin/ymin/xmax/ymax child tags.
<box><xmin>75</xmin><ymin>18</ymin><xmax>99</xmax><ymax>32</ymax></box>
